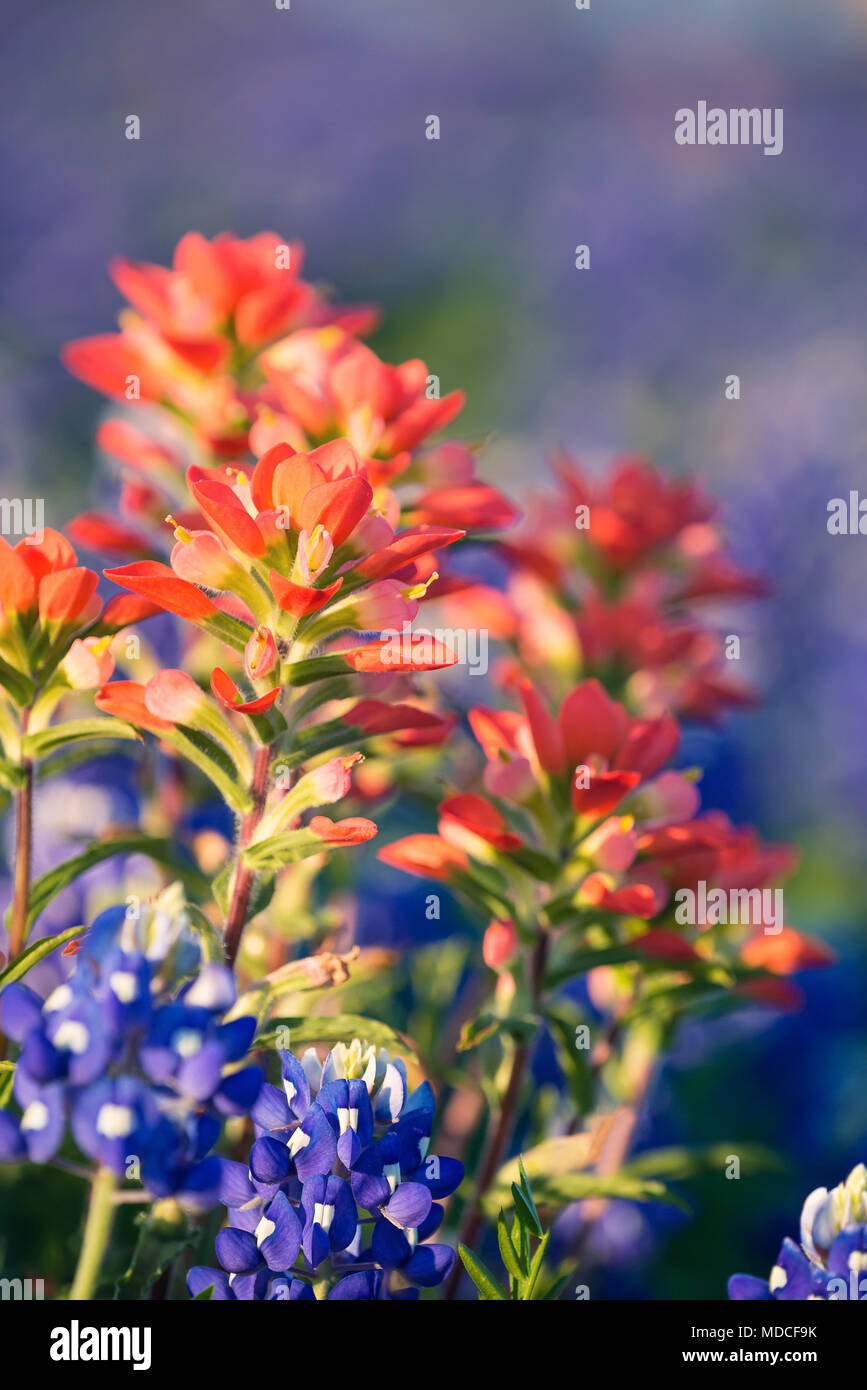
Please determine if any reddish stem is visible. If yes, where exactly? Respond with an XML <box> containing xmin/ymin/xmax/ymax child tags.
<box><xmin>444</xmin><ymin>932</ymin><xmax>549</xmax><ymax>1299</ymax></box>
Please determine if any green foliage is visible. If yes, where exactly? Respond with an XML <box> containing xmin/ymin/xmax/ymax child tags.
<box><xmin>460</xmin><ymin>1161</ymin><xmax>556</xmax><ymax>1300</ymax></box>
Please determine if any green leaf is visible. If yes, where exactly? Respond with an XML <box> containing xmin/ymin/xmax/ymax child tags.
<box><xmin>0</xmin><ymin>657</ymin><xmax>35</xmax><ymax>706</ymax></box>
<box><xmin>497</xmin><ymin>1210</ymin><xmax>527</xmax><ymax>1281</ymax></box>
<box><xmin>540</xmin><ymin>1273</ymin><xmax>571</xmax><ymax>1301</ymax></box>
<box><xmin>257</xmin><ymin>1014</ymin><xmax>417</xmax><ymax>1061</ymax></box>
<box><xmin>115</xmin><ymin>1207</ymin><xmax>191</xmax><ymax>1300</ymax></box>
<box><xmin>22</xmin><ymin>718</ymin><xmax>142</xmax><ymax>759</ymax></box>
<box><xmin>283</xmin><ymin>655</ymin><xmax>362</xmax><ymax>687</ymax></box>
<box><xmin>167</xmin><ymin>727</ymin><xmax>253</xmax><ymax>814</ymax></box>
<box><xmin>0</xmin><ymin>925</ymin><xmax>85</xmax><ymax>992</ymax></box>
<box><xmin>487</xmin><ymin>1172</ymin><xmax>688</xmax><ymax>1216</ymax></box>
<box><xmin>458</xmin><ymin>1245</ymin><xmax>506</xmax><ymax>1301</ymax></box>
<box><xmin>184</xmin><ymin>905</ymin><xmax>226</xmax><ymax>964</ymax></box>
<box><xmin>192</xmin><ymin>1284</ymin><xmax>214</xmax><ymax>1301</ymax></box>
<box><xmin>242</xmin><ymin>828</ymin><xmax>336</xmax><ymax>873</ymax></box>
<box><xmin>508</xmin><ymin>847</ymin><xmax>561</xmax><ymax>882</ymax></box>
<box><xmin>623</xmin><ymin>1143</ymin><xmax>784</xmax><ymax>1181</ymax></box>
<box><xmin>199</xmin><ymin>610</ymin><xmax>253</xmax><ymax>654</ymax></box>
<box><xmin>543</xmin><ymin>940</ymin><xmax>709</xmax><ymax>990</ymax></box>
<box><xmin>524</xmin><ymin>1228</ymin><xmax>550</xmax><ymax>1300</ymax></box>
<box><xmin>511</xmin><ymin>1181</ymin><xmax>544</xmax><ymax>1238</ymax></box>
<box><xmin>457</xmin><ymin>1011</ymin><xmax>537</xmax><ymax>1053</ymax></box>
<box><xmin>20</xmin><ymin>835</ymin><xmax>210</xmax><ymax>938</ymax></box>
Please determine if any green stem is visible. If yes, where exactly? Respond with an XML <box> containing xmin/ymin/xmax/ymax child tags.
<box><xmin>69</xmin><ymin>1166</ymin><xmax>116</xmax><ymax>1301</ymax></box>
<box><xmin>224</xmin><ymin>743</ymin><xmax>273</xmax><ymax>969</ymax></box>
<box><xmin>8</xmin><ymin>706</ymin><xmax>32</xmax><ymax>961</ymax></box>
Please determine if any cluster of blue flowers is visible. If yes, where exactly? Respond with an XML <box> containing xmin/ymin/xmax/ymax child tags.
<box><xmin>0</xmin><ymin>898</ymin><xmax>263</xmax><ymax>1207</ymax></box>
<box><xmin>187</xmin><ymin>1039</ymin><xmax>463</xmax><ymax>1300</ymax></box>
<box><xmin>729</xmin><ymin>1163</ymin><xmax>867</xmax><ymax>1301</ymax></box>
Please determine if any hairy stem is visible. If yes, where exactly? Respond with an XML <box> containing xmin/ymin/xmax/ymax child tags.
<box><xmin>69</xmin><ymin>1166</ymin><xmax>116</xmax><ymax>1301</ymax></box>
<box><xmin>8</xmin><ymin>730</ymin><xmax>32</xmax><ymax>961</ymax></box>
<box><xmin>223</xmin><ymin>743</ymin><xmax>272</xmax><ymax>969</ymax></box>
<box><xmin>444</xmin><ymin>932</ymin><xmax>549</xmax><ymax>1299</ymax></box>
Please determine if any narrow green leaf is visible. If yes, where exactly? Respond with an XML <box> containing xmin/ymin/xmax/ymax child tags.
<box><xmin>0</xmin><ymin>925</ymin><xmax>85</xmax><ymax>992</ymax></box>
<box><xmin>511</xmin><ymin>1181</ymin><xmax>544</xmax><ymax>1237</ymax></box>
<box><xmin>184</xmin><ymin>905</ymin><xmax>226</xmax><ymax>964</ymax></box>
<box><xmin>487</xmin><ymin>1172</ymin><xmax>689</xmax><ymax>1216</ymax></box>
<box><xmin>20</xmin><ymin>835</ymin><xmax>209</xmax><ymax>937</ymax></box>
<box><xmin>458</xmin><ymin>1245</ymin><xmax>507</xmax><ymax>1301</ymax></box>
<box><xmin>497</xmin><ymin>1210</ymin><xmax>527</xmax><ymax>1281</ymax></box>
<box><xmin>0</xmin><ymin>658</ymin><xmax>35</xmax><ymax>706</ymax></box>
<box><xmin>523</xmin><ymin>1228</ymin><xmax>550</xmax><ymax>1300</ymax></box>
<box><xmin>167</xmin><ymin>727</ymin><xmax>253</xmax><ymax>814</ymax></box>
<box><xmin>22</xmin><ymin>718</ymin><xmax>142</xmax><ymax>759</ymax></box>
<box><xmin>540</xmin><ymin>1273</ymin><xmax>571</xmax><ymax>1301</ymax></box>
<box><xmin>257</xmin><ymin>1015</ymin><xmax>416</xmax><ymax>1060</ymax></box>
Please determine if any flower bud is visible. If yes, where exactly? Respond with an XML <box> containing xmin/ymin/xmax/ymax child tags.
<box><xmin>61</xmin><ymin>636</ymin><xmax>115</xmax><ymax>690</ymax></box>
<box><xmin>144</xmin><ymin>669</ymin><xmax>205</xmax><ymax>723</ymax></box>
<box><xmin>483</xmin><ymin>919</ymin><xmax>518</xmax><ymax>970</ymax></box>
<box><xmin>292</xmin><ymin>525</ymin><xmax>333</xmax><ymax>584</ymax></box>
<box><xmin>245</xmin><ymin>625</ymin><xmax>278</xmax><ymax>682</ymax></box>
<box><xmin>581</xmin><ymin>816</ymin><xmax>638</xmax><ymax>872</ymax></box>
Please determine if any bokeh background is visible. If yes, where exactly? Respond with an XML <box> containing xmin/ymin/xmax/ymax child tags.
<box><xmin>2</xmin><ymin>0</ymin><xmax>866</xmax><ymax>1296</ymax></box>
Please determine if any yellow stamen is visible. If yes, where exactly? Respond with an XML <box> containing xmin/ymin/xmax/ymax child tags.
<box><xmin>165</xmin><ymin>515</ymin><xmax>193</xmax><ymax>545</ymax></box>
<box><xmin>403</xmin><ymin>571</ymin><xmax>438</xmax><ymax>601</ymax></box>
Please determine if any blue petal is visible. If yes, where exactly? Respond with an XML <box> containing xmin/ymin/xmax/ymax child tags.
<box><xmin>187</xmin><ymin>1266</ymin><xmax>236</xmax><ymax>1301</ymax></box>
<box><xmin>770</xmin><ymin>1237</ymin><xmax>815</xmax><ymax>1299</ymax></box>
<box><xmin>0</xmin><ymin>983</ymin><xmax>43</xmax><ymax>1042</ymax></box>
<box><xmin>327</xmin><ymin>1271</ymin><xmax>381</xmax><ymax>1300</ymax></box>
<box><xmin>279</xmin><ymin>1050</ymin><xmax>312</xmax><ymax>1119</ymax></box>
<box><xmin>402</xmin><ymin>1242</ymin><xmax>455</xmax><ymax>1287</ymax></box>
<box><xmin>373</xmin><ymin>1062</ymin><xmax>406</xmax><ymax>1123</ymax></box>
<box><xmin>176</xmin><ymin>1041</ymin><xmax>225</xmax><ymax>1103</ymax></box>
<box><xmin>268</xmin><ymin>1276</ymin><xmax>316</xmax><ymax>1301</ymax></box>
<box><xmin>251</xmin><ymin>1081</ymin><xmax>292</xmax><ymax>1134</ymax></box>
<box><xmin>410</xmin><ymin>1154</ymin><xmax>464</xmax><ymax>1198</ymax></box>
<box><xmin>327</xmin><ymin>1177</ymin><xmax>359</xmax><ymax>1252</ymax></box>
<box><xmin>728</xmin><ymin>1274</ymin><xmax>773</xmax><ymax>1301</ymax></box>
<box><xmin>217</xmin><ymin>1158</ymin><xmax>257</xmax><ymax>1209</ymax></box>
<box><xmin>218</xmin><ymin>1015</ymin><xmax>257</xmax><ymax>1062</ymax></box>
<box><xmin>258</xmin><ymin>1190</ymin><xmax>303</xmax><ymax>1271</ymax></box>
<box><xmin>250</xmin><ymin>1135</ymin><xmax>291</xmax><ymax>1185</ymax></box>
<box><xmin>826</xmin><ymin>1224</ymin><xmax>867</xmax><ymax>1282</ymax></box>
<box><xmin>383</xmin><ymin>1181</ymin><xmax>432</xmax><ymax>1231</ymax></box>
<box><xmin>371</xmin><ymin>1215</ymin><xmax>412</xmax><ymax>1269</ymax></box>
<box><xmin>215</xmin><ymin>1225</ymin><xmax>261</xmax><ymax>1274</ymax></box>
<box><xmin>293</xmin><ymin>1105</ymin><xmax>338</xmax><ymax>1181</ymax></box>
<box><xmin>214</xmin><ymin>1065</ymin><xmax>263</xmax><ymax>1117</ymax></box>
<box><xmin>0</xmin><ymin>1110</ymin><xmax>25</xmax><ymax>1162</ymax></box>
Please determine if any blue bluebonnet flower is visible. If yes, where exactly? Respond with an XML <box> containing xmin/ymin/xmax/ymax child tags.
<box><xmin>729</xmin><ymin>1163</ymin><xmax>867</xmax><ymax>1301</ymax></box>
<box><xmin>187</xmin><ymin>1039</ymin><xmax>463</xmax><ymax>1300</ymax></box>
<box><xmin>0</xmin><ymin>899</ymin><xmax>263</xmax><ymax>1207</ymax></box>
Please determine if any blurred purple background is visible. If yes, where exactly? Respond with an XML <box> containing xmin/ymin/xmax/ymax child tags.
<box><xmin>1</xmin><ymin>0</ymin><xmax>866</xmax><ymax>1295</ymax></box>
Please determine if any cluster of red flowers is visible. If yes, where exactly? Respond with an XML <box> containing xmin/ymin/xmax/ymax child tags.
<box><xmin>0</xmin><ymin>229</ymin><xmax>827</xmax><ymax>1010</ymax></box>
<box><xmin>47</xmin><ymin>232</ymin><xmax>520</xmax><ymax>878</ymax></box>
<box><xmin>479</xmin><ymin>453</ymin><xmax>768</xmax><ymax>721</ymax></box>
<box><xmin>380</xmin><ymin>671</ymin><xmax>830</xmax><ymax>1001</ymax></box>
